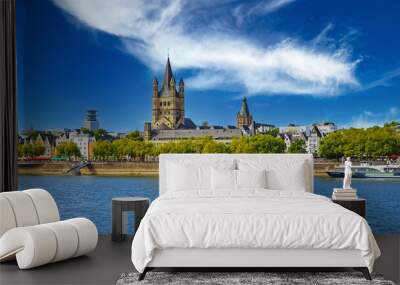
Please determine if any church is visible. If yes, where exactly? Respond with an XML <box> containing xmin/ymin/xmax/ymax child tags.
<box><xmin>143</xmin><ymin>57</ymin><xmax>272</xmax><ymax>142</ymax></box>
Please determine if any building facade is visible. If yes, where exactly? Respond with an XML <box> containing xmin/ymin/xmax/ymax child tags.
<box><xmin>314</xmin><ymin>122</ymin><xmax>337</xmax><ymax>135</ymax></box>
<box><xmin>307</xmin><ymin>126</ymin><xmax>323</xmax><ymax>155</ymax></box>
<box><xmin>56</xmin><ymin>130</ymin><xmax>96</xmax><ymax>160</ymax></box>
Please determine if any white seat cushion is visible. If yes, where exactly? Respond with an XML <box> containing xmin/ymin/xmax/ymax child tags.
<box><xmin>0</xmin><ymin>192</ymin><xmax>39</xmax><ymax>227</ymax></box>
<box><xmin>0</xmin><ymin>196</ymin><xmax>17</xmax><ymax>237</ymax></box>
<box><xmin>24</xmin><ymin>189</ymin><xmax>59</xmax><ymax>224</ymax></box>
<box><xmin>0</xmin><ymin>218</ymin><xmax>97</xmax><ymax>269</ymax></box>
<box><xmin>43</xmin><ymin>221</ymin><xmax>79</xmax><ymax>262</ymax></box>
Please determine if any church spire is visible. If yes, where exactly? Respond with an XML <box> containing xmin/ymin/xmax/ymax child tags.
<box><xmin>239</xmin><ymin>97</ymin><xmax>250</xmax><ymax>117</ymax></box>
<box><xmin>162</xmin><ymin>56</ymin><xmax>175</xmax><ymax>90</ymax></box>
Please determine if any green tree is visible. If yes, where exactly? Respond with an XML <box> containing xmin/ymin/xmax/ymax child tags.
<box><xmin>92</xmin><ymin>140</ymin><xmax>113</xmax><ymax>160</ymax></box>
<box><xmin>202</xmin><ymin>140</ymin><xmax>231</xmax><ymax>153</ymax></box>
<box><xmin>126</xmin><ymin>130</ymin><xmax>143</xmax><ymax>141</ymax></box>
<box><xmin>384</xmin><ymin>121</ymin><xmax>400</xmax><ymax>128</ymax></box>
<box><xmin>288</xmin><ymin>139</ymin><xmax>307</xmax><ymax>153</ymax></box>
<box><xmin>93</xmin><ymin>129</ymin><xmax>108</xmax><ymax>140</ymax></box>
<box><xmin>264</xmin><ymin>128</ymin><xmax>279</xmax><ymax>137</ymax></box>
<box><xmin>112</xmin><ymin>139</ymin><xmax>128</xmax><ymax>160</ymax></box>
<box><xmin>231</xmin><ymin>134</ymin><xmax>285</xmax><ymax>153</ymax></box>
<box><xmin>20</xmin><ymin>143</ymin><xmax>35</xmax><ymax>157</ymax></box>
<box><xmin>56</xmin><ymin>142</ymin><xmax>81</xmax><ymax>160</ymax></box>
<box><xmin>80</xmin><ymin>128</ymin><xmax>93</xmax><ymax>135</ymax></box>
<box><xmin>32</xmin><ymin>141</ymin><xmax>46</xmax><ymax>156</ymax></box>
<box><xmin>319</xmin><ymin>124</ymin><xmax>400</xmax><ymax>159</ymax></box>
<box><xmin>250</xmin><ymin>134</ymin><xmax>286</xmax><ymax>153</ymax></box>
<box><xmin>231</xmin><ymin>137</ymin><xmax>257</xmax><ymax>153</ymax></box>
<box><xmin>18</xmin><ymin>144</ymin><xmax>24</xmax><ymax>158</ymax></box>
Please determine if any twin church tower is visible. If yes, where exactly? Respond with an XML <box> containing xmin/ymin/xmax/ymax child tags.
<box><xmin>144</xmin><ymin>57</ymin><xmax>253</xmax><ymax>140</ymax></box>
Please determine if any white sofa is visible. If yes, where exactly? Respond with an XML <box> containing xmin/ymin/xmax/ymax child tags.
<box><xmin>0</xmin><ymin>189</ymin><xmax>98</xmax><ymax>269</ymax></box>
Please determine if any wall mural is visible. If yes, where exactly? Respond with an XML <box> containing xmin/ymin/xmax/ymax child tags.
<box><xmin>16</xmin><ymin>0</ymin><xmax>400</xmax><ymax>234</ymax></box>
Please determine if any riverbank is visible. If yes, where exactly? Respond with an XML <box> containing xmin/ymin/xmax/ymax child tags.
<box><xmin>18</xmin><ymin>160</ymin><xmax>337</xmax><ymax>176</ymax></box>
<box><xmin>18</xmin><ymin>161</ymin><xmax>159</xmax><ymax>176</ymax></box>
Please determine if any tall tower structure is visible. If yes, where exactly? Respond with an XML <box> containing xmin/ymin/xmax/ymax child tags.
<box><xmin>236</xmin><ymin>97</ymin><xmax>253</xmax><ymax>129</ymax></box>
<box><xmin>84</xmin><ymin>110</ymin><xmax>100</xmax><ymax>131</ymax></box>
<box><xmin>151</xmin><ymin>57</ymin><xmax>185</xmax><ymax>129</ymax></box>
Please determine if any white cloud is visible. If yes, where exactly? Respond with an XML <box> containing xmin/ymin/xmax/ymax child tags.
<box><xmin>53</xmin><ymin>0</ymin><xmax>360</xmax><ymax>97</ymax></box>
<box><xmin>312</xmin><ymin>22</ymin><xmax>334</xmax><ymax>47</ymax></box>
<box><xmin>342</xmin><ymin>107</ymin><xmax>400</xmax><ymax>128</ymax></box>
<box><xmin>233</xmin><ymin>0</ymin><xmax>296</xmax><ymax>26</ymax></box>
<box><xmin>361</xmin><ymin>68</ymin><xmax>400</xmax><ymax>91</ymax></box>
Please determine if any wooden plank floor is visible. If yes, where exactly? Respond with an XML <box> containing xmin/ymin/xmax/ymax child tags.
<box><xmin>1</xmin><ymin>235</ymin><xmax>399</xmax><ymax>285</ymax></box>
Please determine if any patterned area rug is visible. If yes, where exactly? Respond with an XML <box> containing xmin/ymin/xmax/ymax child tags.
<box><xmin>116</xmin><ymin>272</ymin><xmax>395</xmax><ymax>285</ymax></box>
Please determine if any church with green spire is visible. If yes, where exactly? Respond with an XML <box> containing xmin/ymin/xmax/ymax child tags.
<box><xmin>143</xmin><ymin>57</ymin><xmax>274</xmax><ymax>142</ymax></box>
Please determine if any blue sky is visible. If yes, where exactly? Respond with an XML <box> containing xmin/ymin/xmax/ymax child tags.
<box><xmin>17</xmin><ymin>0</ymin><xmax>400</xmax><ymax>132</ymax></box>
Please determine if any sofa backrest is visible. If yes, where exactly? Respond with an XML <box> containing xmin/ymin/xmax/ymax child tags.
<box><xmin>0</xmin><ymin>189</ymin><xmax>60</xmax><ymax>237</ymax></box>
<box><xmin>159</xmin><ymin>154</ymin><xmax>314</xmax><ymax>195</ymax></box>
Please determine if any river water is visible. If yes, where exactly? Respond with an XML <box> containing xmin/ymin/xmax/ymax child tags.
<box><xmin>18</xmin><ymin>175</ymin><xmax>400</xmax><ymax>234</ymax></box>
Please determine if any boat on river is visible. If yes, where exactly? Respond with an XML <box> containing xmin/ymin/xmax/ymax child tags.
<box><xmin>327</xmin><ymin>162</ymin><xmax>400</xmax><ymax>178</ymax></box>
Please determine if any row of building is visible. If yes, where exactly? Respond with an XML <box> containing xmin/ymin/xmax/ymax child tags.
<box><xmin>19</xmin><ymin>119</ymin><xmax>336</xmax><ymax>160</ymax></box>
<box><xmin>19</xmin><ymin>57</ymin><xmax>338</xmax><ymax>160</ymax></box>
<box><xmin>142</xmin><ymin>57</ymin><xmax>337</xmax><ymax>154</ymax></box>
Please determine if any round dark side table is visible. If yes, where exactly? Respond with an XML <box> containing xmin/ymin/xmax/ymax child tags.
<box><xmin>112</xmin><ymin>197</ymin><xmax>150</xmax><ymax>242</ymax></box>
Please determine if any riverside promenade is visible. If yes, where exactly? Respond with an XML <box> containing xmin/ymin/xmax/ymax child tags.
<box><xmin>18</xmin><ymin>160</ymin><xmax>336</xmax><ymax>176</ymax></box>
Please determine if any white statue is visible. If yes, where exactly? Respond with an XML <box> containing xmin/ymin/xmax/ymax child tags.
<box><xmin>343</xmin><ymin>157</ymin><xmax>352</xmax><ymax>189</ymax></box>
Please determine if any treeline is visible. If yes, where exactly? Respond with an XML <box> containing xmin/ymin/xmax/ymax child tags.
<box><xmin>18</xmin><ymin>141</ymin><xmax>45</xmax><ymax>157</ymax></box>
<box><xmin>319</xmin><ymin>122</ymin><xmax>400</xmax><ymax>159</ymax></box>
<box><xmin>92</xmin><ymin>135</ymin><xmax>287</xmax><ymax>160</ymax></box>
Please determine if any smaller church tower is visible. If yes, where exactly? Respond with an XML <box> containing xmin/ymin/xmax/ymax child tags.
<box><xmin>143</xmin><ymin>122</ymin><xmax>152</xmax><ymax>141</ymax></box>
<box><xmin>236</xmin><ymin>97</ymin><xmax>253</xmax><ymax>129</ymax></box>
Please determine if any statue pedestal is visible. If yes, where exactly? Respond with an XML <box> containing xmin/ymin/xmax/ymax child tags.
<box><xmin>332</xmin><ymin>188</ymin><xmax>358</xmax><ymax>200</ymax></box>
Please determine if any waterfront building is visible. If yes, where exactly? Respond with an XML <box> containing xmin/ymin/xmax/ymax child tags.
<box><xmin>39</xmin><ymin>134</ymin><xmax>56</xmax><ymax>158</ymax></box>
<box><xmin>56</xmin><ymin>130</ymin><xmax>96</xmax><ymax>160</ymax></box>
<box><xmin>150</xmin><ymin>128</ymin><xmax>242</xmax><ymax>143</ymax></box>
<box><xmin>307</xmin><ymin>126</ymin><xmax>323</xmax><ymax>155</ymax></box>
<box><xmin>69</xmin><ymin>132</ymin><xmax>96</xmax><ymax>160</ymax></box>
<box><xmin>84</xmin><ymin>110</ymin><xmax>100</xmax><ymax>131</ymax></box>
<box><xmin>249</xmin><ymin>121</ymin><xmax>276</xmax><ymax>135</ymax></box>
<box><xmin>279</xmin><ymin>133</ymin><xmax>293</xmax><ymax>151</ymax></box>
<box><xmin>279</xmin><ymin>124</ymin><xmax>311</xmax><ymax>136</ymax></box>
<box><xmin>314</xmin><ymin>122</ymin><xmax>337</xmax><ymax>135</ymax></box>
<box><xmin>21</xmin><ymin>132</ymin><xmax>57</xmax><ymax>158</ymax></box>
